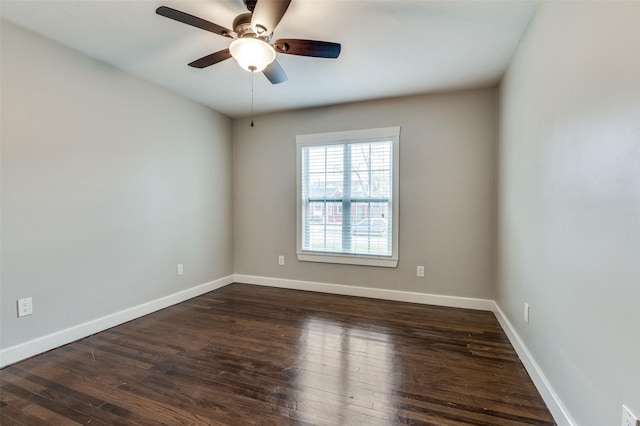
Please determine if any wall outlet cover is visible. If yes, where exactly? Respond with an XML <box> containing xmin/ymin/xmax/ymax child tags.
<box><xmin>17</xmin><ymin>297</ymin><xmax>33</xmax><ymax>317</ymax></box>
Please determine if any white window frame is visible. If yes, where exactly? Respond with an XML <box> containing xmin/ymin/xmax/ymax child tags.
<box><xmin>296</xmin><ymin>127</ymin><xmax>400</xmax><ymax>268</ymax></box>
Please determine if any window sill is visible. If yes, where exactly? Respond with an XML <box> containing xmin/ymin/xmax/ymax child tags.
<box><xmin>297</xmin><ymin>252</ymin><xmax>398</xmax><ymax>268</ymax></box>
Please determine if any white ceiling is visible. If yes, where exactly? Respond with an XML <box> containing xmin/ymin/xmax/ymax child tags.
<box><xmin>1</xmin><ymin>0</ymin><xmax>538</xmax><ymax>118</ymax></box>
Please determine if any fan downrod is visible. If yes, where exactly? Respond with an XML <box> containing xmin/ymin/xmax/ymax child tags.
<box><xmin>243</xmin><ymin>0</ymin><xmax>257</xmax><ymax>12</ymax></box>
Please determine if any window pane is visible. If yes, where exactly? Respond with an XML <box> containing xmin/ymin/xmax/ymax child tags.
<box><xmin>349</xmin><ymin>201</ymin><xmax>390</xmax><ymax>256</ymax></box>
<box><xmin>301</xmin><ymin>141</ymin><xmax>392</xmax><ymax>256</ymax></box>
<box><xmin>308</xmin><ymin>223</ymin><xmax>342</xmax><ymax>252</ymax></box>
<box><xmin>298</xmin><ymin>127</ymin><xmax>399</xmax><ymax>266</ymax></box>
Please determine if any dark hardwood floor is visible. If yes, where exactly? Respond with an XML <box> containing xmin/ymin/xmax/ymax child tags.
<box><xmin>0</xmin><ymin>283</ymin><xmax>555</xmax><ymax>425</ymax></box>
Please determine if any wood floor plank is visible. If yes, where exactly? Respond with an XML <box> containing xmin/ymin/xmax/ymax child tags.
<box><xmin>1</xmin><ymin>283</ymin><xmax>555</xmax><ymax>425</ymax></box>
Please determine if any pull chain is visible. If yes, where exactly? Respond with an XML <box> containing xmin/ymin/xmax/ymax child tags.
<box><xmin>249</xmin><ymin>66</ymin><xmax>256</xmax><ymax>127</ymax></box>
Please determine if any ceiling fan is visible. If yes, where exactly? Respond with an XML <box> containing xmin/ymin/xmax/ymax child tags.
<box><xmin>156</xmin><ymin>0</ymin><xmax>341</xmax><ymax>84</ymax></box>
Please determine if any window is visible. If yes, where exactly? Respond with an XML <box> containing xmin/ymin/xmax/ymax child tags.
<box><xmin>296</xmin><ymin>127</ymin><xmax>400</xmax><ymax>267</ymax></box>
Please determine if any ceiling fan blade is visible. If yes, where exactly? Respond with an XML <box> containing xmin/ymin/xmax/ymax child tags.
<box><xmin>263</xmin><ymin>60</ymin><xmax>288</xmax><ymax>84</ymax></box>
<box><xmin>274</xmin><ymin>39</ymin><xmax>341</xmax><ymax>58</ymax></box>
<box><xmin>188</xmin><ymin>49</ymin><xmax>232</xmax><ymax>68</ymax></box>
<box><xmin>250</xmin><ymin>0</ymin><xmax>291</xmax><ymax>36</ymax></box>
<box><xmin>156</xmin><ymin>6</ymin><xmax>233</xmax><ymax>38</ymax></box>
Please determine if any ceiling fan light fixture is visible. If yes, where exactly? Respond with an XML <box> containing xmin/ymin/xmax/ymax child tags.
<box><xmin>229</xmin><ymin>37</ymin><xmax>275</xmax><ymax>72</ymax></box>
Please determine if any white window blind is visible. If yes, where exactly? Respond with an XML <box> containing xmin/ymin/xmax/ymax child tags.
<box><xmin>296</xmin><ymin>127</ymin><xmax>399</xmax><ymax>267</ymax></box>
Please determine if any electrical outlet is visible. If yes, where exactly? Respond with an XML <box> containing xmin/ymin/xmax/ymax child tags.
<box><xmin>524</xmin><ymin>303</ymin><xmax>530</xmax><ymax>323</ymax></box>
<box><xmin>17</xmin><ymin>297</ymin><xmax>33</xmax><ymax>317</ymax></box>
<box><xmin>417</xmin><ymin>265</ymin><xmax>424</xmax><ymax>277</ymax></box>
<box><xmin>278</xmin><ymin>255</ymin><xmax>285</xmax><ymax>266</ymax></box>
<box><xmin>622</xmin><ymin>405</ymin><xmax>639</xmax><ymax>426</ymax></box>
<box><xmin>177</xmin><ymin>264</ymin><xmax>184</xmax><ymax>276</ymax></box>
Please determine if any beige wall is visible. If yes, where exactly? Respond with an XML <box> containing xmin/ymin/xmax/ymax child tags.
<box><xmin>1</xmin><ymin>21</ymin><xmax>233</xmax><ymax>349</ymax></box>
<box><xmin>497</xmin><ymin>2</ymin><xmax>640</xmax><ymax>424</ymax></box>
<box><xmin>233</xmin><ymin>89</ymin><xmax>497</xmax><ymax>299</ymax></box>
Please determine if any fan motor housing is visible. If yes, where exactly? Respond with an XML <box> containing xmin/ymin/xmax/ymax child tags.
<box><xmin>233</xmin><ymin>13</ymin><xmax>254</xmax><ymax>37</ymax></box>
<box><xmin>233</xmin><ymin>12</ymin><xmax>271</xmax><ymax>40</ymax></box>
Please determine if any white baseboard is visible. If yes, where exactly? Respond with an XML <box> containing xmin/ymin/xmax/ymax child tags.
<box><xmin>0</xmin><ymin>273</ymin><xmax>572</xmax><ymax>426</ymax></box>
<box><xmin>237</xmin><ymin>274</ymin><xmax>572</xmax><ymax>426</ymax></box>
<box><xmin>492</xmin><ymin>302</ymin><xmax>575</xmax><ymax>426</ymax></box>
<box><xmin>0</xmin><ymin>275</ymin><xmax>234</xmax><ymax>368</ymax></box>
<box><xmin>233</xmin><ymin>274</ymin><xmax>495</xmax><ymax>311</ymax></box>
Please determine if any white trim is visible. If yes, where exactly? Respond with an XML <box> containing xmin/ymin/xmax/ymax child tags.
<box><xmin>492</xmin><ymin>302</ymin><xmax>576</xmax><ymax>426</ymax></box>
<box><xmin>296</xmin><ymin>253</ymin><xmax>398</xmax><ymax>268</ymax></box>
<box><xmin>296</xmin><ymin>127</ymin><xmax>401</xmax><ymax>268</ymax></box>
<box><xmin>0</xmin><ymin>275</ymin><xmax>234</xmax><ymax>368</ymax></box>
<box><xmin>296</xmin><ymin>127</ymin><xmax>402</xmax><ymax>145</ymax></box>
<box><xmin>236</xmin><ymin>274</ymin><xmax>571</xmax><ymax>426</ymax></box>
<box><xmin>233</xmin><ymin>274</ymin><xmax>494</xmax><ymax>311</ymax></box>
<box><xmin>0</xmin><ymin>272</ymin><xmax>572</xmax><ymax>426</ymax></box>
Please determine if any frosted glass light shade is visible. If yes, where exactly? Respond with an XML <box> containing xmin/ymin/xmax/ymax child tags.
<box><xmin>229</xmin><ymin>38</ymin><xmax>276</xmax><ymax>72</ymax></box>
